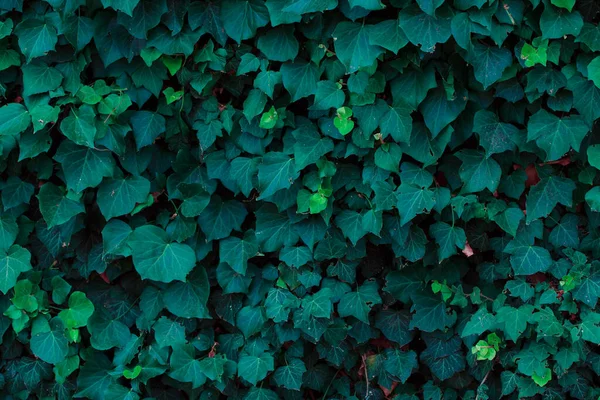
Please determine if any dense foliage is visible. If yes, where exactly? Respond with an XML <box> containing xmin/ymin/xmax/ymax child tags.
<box><xmin>2</xmin><ymin>0</ymin><xmax>600</xmax><ymax>398</ymax></box>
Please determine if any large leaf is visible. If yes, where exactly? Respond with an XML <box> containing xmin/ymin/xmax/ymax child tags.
<box><xmin>97</xmin><ymin>176</ymin><xmax>151</xmax><ymax>220</ymax></box>
<box><xmin>128</xmin><ymin>225</ymin><xmax>196</xmax><ymax>282</ymax></box>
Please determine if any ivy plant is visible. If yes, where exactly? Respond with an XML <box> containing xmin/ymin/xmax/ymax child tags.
<box><xmin>1</xmin><ymin>0</ymin><xmax>600</xmax><ymax>399</ymax></box>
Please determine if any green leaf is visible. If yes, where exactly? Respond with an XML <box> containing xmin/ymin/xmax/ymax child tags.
<box><xmin>0</xmin><ymin>103</ymin><xmax>30</xmax><ymax>136</ymax></box>
<box><xmin>22</xmin><ymin>61</ymin><xmax>63</xmax><ymax>97</ymax></box>
<box><xmin>380</xmin><ymin>105</ymin><xmax>412</xmax><ymax>143</ymax></box>
<box><xmin>338</xmin><ymin>280</ymin><xmax>382</xmax><ymax>323</ymax></box>
<box><xmin>243</xmin><ymin>89</ymin><xmax>267</xmax><ymax>122</ymax></box>
<box><xmin>153</xmin><ymin>316</ymin><xmax>186</xmax><ymax>348</ymax></box>
<box><xmin>281</xmin><ymin>61</ymin><xmax>320</xmax><ymax>102</ymax></box>
<box><xmin>128</xmin><ymin>225</ymin><xmax>196</xmax><ymax>282</ymax></box>
<box><xmin>30</xmin><ymin>319</ymin><xmax>68</xmax><ymax>364</ymax></box>
<box><xmin>257</xmin><ymin>152</ymin><xmax>299</xmax><ymax>200</ymax></box>
<box><xmin>409</xmin><ymin>292</ymin><xmax>457</xmax><ymax>332</ymax></box>
<box><xmin>527</xmin><ymin>109</ymin><xmax>589</xmax><ymax>161</ymax></box>
<box><xmin>54</xmin><ymin>141</ymin><xmax>115</xmax><ymax>193</ymax></box>
<box><xmin>335</xmin><ymin>210</ymin><xmax>367</xmax><ymax>246</ymax></box>
<box><xmin>419</xmin><ymin>87</ymin><xmax>467</xmax><ymax>138</ymax></box>
<box><xmin>257</xmin><ymin>25</ymin><xmax>299</xmax><ymax>62</ymax></box>
<box><xmin>198</xmin><ymin>196</ymin><xmax>247</xmax><ymax>241</ymax></box>
<box><xmin>496</xmin><ymin>305</ymin><xmax>534</xmax><ymax>342</ymax></box>
<box><xmin>510</xmin><ymin>245</ymin><xmax>553</xmax><ymax>275</ymax></box>
<box><xmin>399</xmin><ymin>5</ymin><xmax>452</xmax><ymax>52</ymax></box>
<box><xmin>429</xmin><ymin>222</ymin><xmax>467</xmax><ymax>261</ymax></box>
<box><xmin>540</xmin><ymin>4</ymin><xmax>583</xmax><ymax>39</ymax></box>
<box><xmin>525</xmin><ymin>175</ymin><xmax>575</xmax><ymax>223</ymax></box>
<box><xmin>259</xmin><ymin>106</ymin><xmax>279</xmax><ymax>129</ymax></box>
<box><xmin>97</xmin><ymin>176</ymin><xmax>151</xmax><ymax>220</ymax></box>
<box><xmin>100</xmin><ymin>0</ymin><xmax>140</xmax><ymax>15</ymax></box>
<box><xmin>0</xmin><ymin>245</ymin><xmax>32</xmax><ymax>294</ymax></box>
<box><xmin>221</xmin><ymin>0</ymin><xmax>269</xmax><ymax>43</ymax></box>
<box><xmin>456</xmin><ymin>150</ymin><xmax>502</xmax><ymax>193</ymax></box>
<box><xmin>31</xmin><ymin>104</ymin><xmax>60</xmax><ymax>133</ymax></box>
<box><xmin>116</xmin><ymin>0</ymin><xmax>167</xmax><ymax>39</ymax></box>
<box><xmin>130</xmin><ymin>111</ymin><xmax>166</xmax><ymax>150</ymax></box>
<box><xmin>169</xmin><ymin>344</ymin><xmax>205</xmax><ymax>388</ymax></box>
<box><xmin>59</xmin><ymin>105</ymin><xmax>97</xmax><ymax>148</ymax></box>
<box><xmin>14</xmin><ymin>19</ymin><xmax>58</xmax><ymax>61</ymax></box>
<box><xmin>293</xmin><ymin>126</ymin><xmax>334</xmax><ymax>171</ymax></box>
<box><xmin>333</xmin><ymin>22</ymin><xmax>385</xmax><ymax>72</ymax></box>
<box><xmin>473</xmin><ymin>110</ymin><xmax>518</xmax><ymax>156</ymax></box>
<box><xmin>37</xmin><ymin>183</ymin><xmax>85</xmax><ymax>228</ymax></box>
<box><xmin>238</xmin><ymin>352</ymin><xmax>275</xmax><ymax>385</ymax></box>
<box><xmin>467</xmin><ymin>43</ymin><xmax>513</xmax><ymax>89</ymax></box>
<box><xmin>551</xmin><ymin>0</ymin><xmax>575</xmax><ymax>12</ymax></box>
<box><xmin>460</xmin><ymin>308</ymin><xmax>495</xmax><ymax>337</ymax></box>
<box><xmin>396</xmin><ymin>184</ymin><xmax>435</xmax><ymax>226</ymax></box>
<box><xmin>219</xmin><ymin>230</ymin><xmax>259</xmax><ymax>274</ymax></box>
<box><xmin>273</xmin><ymin>358</ymin><xmax>306</xmax><ymax>391</ymax></box>
<box><xmin>532</xmin><ymin>367</ymin><xmax>552</xmax><ymax>387</ymax></box>
<box><xmin>58</xmin><ymin>291</ymin><xmax>94</xmax><ymax>329</ymax></box>
<box><xmin>383</xmin><ymin>348</ymin><xmax>418</xmax><ymax>383</ymax></box>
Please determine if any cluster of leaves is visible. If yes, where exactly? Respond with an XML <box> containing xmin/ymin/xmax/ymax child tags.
<box><xmin>2</xmin><ymin>0</ymin><xmax>600</xmax><ymax>398</ymax></box>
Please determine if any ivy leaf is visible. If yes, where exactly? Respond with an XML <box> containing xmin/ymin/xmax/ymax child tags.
<box><xmin>30</xmin><ymin>319</ymin><xmax>68</xmax><ymax>364</ymax></box>
<box><xmin>510</xmin><ymin>245</ymin><xmax>553</xmax><ymax>275</ymax></box>
<box><xmin>419</xmin><ymin>87</ymin><xmax>467</xmax><ymax>138</ymax></box>
<box><xmin>54</xmin><ymin>141</ymin><xmax>115</xmax><ymax>193</ymax></box>
<box><xmin>22</xmin><ymin>61</ymin><xmax>62</xmax><ymax>96</ymax></box>
<box><xmin>472</xmin><ymin>110</ymin><xmax>518</xmax><ymax>157</ymax></box>
<box><xmin>333</xmin><ymin>22</ymin><xmax>385</xmax><ymax>72</ymax></box>
<box><xmin>130</xmin><ymin>111</ymin><xmax>166</xmax><ymax>150</ymax></box>
<box><xmin>0</xmin><ymin>103</ymin><xmax>30</xmax><ymax>136</ymax></box>
<box><xmin>116</xmin><ymin>0</ymin><xmax>167</xmax><ymax>39</ymax></box>
<box><xmin>153</xmin><ymin>317</ymin><xmax>186</xmax><ymax>348</ymax></box>
<box><xmin>219</xmin><ymin>230</ymin><xmax>259</xmax><ymax>274</ymax></box>
<box><xmin>540</xmin><ymin>4</ymin><xmax>583</xmax><ymax>39</ymax></box>
<box><xmin>399</xmin><ymin>5</ymin><xmax>452</xmax><ymax>52</ymax></box>
<box><xmin>97</xmin><ymin>176</ymin><xmax>151</xmax><ymax>220</ymax></box>
<box><xmin>525</xmin><ymin>176</ymin><xmax>575</xmax><ymax>223</ymax></box>
<box><xmin>128</xmin><ymin>225</ymin><xmax>196</xmax><ymax>283</ymax></box>
<box><xmin>57</xmin><ymin>291</ymin><xmax>95</xmax><ymax>329</ymax></box>
<box><xmin>221</xmin><ymin>0</ymin><xmax>269</xmax><ymax>43</ymax></box>
<box><xmin>409</xmin><ymin>292</ymin><xmax>457</xmax><ymax>332</ymax></box>
<box><xmin>527</xmin><ymin>110</ymin><xmax>589</xmax><ymax>161</ymax></box>
<box><xmin>335</xmin><ymin>210</ymin><xmax>368</xmax><ymax>246</ymax></box>
<box><xmin>59</xmin><ymin>106</ymin><xmax>97</xmax><ymax>148</ymax></box>
<box><xmin>396</xmin><ymin>184</ymin><xmax>435</xmax><ymax>226</ymax></box>
<box><xmin>198</xmin><ymin>196</ymin><xmax>247</xmax><ymax>241</ymax></box>
<box><xmin>573</xmin><ymin>268</ymin><xmax>600</xmax><ymax>308</ymax></box>
<box><xmin>168</xmin><ymin>344</ymin><xmax>205</xmax><ymax>388</ymax></box>
<box><xmin>456</xmin><ymin>150</ymin><xmax>502</xmax><ymax>193</ymax></box>
<box><xmin>0</xmin><ymin>245</ymin><xmax>32</xmax><ymax>294</ymax></box>
<box><xmin>466</xmin><ymin>43</ymin><xmax>513</xmax><ymax>89</ymax></box>
<box><xmin>383</xmin><ymin>348</ymin><xmax>418</xmax><ymax>383</ymax></box>
<box><xmin>37</xmin><ymin>183</ymin><xmax>85</xmax><ymax>228</ymax></box>
<box><xmin>257</xmin><ymin>152</ymin><xmax>299</xmax><ymax>200</ymax></box>
<box><xmin>292</xmin><ymin>126</ymin><xmax>334</xmax><ymax>171</ymax></box>
<box><xmin>257</xmin><ymin>25</ymin><xmax>299</xmax><ymax>62</ymax></box>
<box><xmin>14</xmin><ymin>19</ymin><xmax>58</xmax><ymax>60</ymax></box>
<box><xmin>100</xmin><ymin>0</ymin><xmax>140</xmax><ymax>16</ymax></box>
<box><xmin>273</xmin><ymin>358</ymin><xmax>306</xmax><ymax>391</ymax></box>
<box><xmin>281</xmin><ymin>61</ymin><xmax>320</xmax><ymax>101</ymax></box>
<box><xmin>238</xmin><ymin>352</ymin><xmax>275</xmax><ymax>385</ymax></box>
<box><xmin>496</xmin><ymin>305</ymin><xmax>534</xmax><ymax>342</ymax></box>
<box><xmin>338</xmin><ymin>280</ymin><xmax>382</xmax><ymax>323</ymax></box>
<box><xmin>429</xmin><ymin>222</ymin><xmax>467</xmax><ymax>261</ymax></box>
